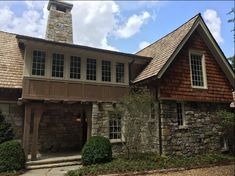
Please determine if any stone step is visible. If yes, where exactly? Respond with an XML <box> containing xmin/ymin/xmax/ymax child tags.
<box><xmin>27</xmin><ymin>155</ymin><xmax>81</xmax><ymax>166</ymax></box>
<box><xmin>26</xmin><ymin>161</ymin><xmax>82</xmax><ymax>170</ymax></box>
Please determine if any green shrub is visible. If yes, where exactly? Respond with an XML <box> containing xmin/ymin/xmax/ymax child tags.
<box><xmin>0</xmin><ymin>140</ymin><xmax>26</xmax><ymax>172</ymax></box>
<box><xmin>0</xmin><ymin>111</ymin><xmax>14</xmax><ymax>144</ymax></box>
<box><xmin>82</xmin><ymin>136</ymin><xmax>112</xmax><ymax>165</ymax></box>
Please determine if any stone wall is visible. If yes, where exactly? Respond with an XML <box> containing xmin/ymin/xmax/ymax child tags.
<box><xmin>38</xmin><ymin>103</ymin><xmax>91</xmax><ymax>153</ymax></box>
<box><xmin>91</xmin><ymin>102</ymin><xmax>160</xmax><ymax>154</ymax></box>
<box><xmin>160</xmin><ymin>101</ymin><xmax>227</xmax><ymax>156</ymax></box>
<box><xmin>0</xmin><ymin>102</ymin><xmax>23</xmax><ymax>139</ymax></box>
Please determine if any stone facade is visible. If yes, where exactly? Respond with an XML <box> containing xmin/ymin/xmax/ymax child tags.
<box><xmin>46</xmin><ymin>1</ymin><xmax>73</xmax><ymax>43</ymax></box>
<box><xmin>160</xmin><ymin>101</ymin><xmax>227</xmax><ymax>156</ymax></box>
<box><xmin>0</xmin><ymin>102</ymin><xmax>23</xmax><ymax>139</ymax></box>
<box><xmin>38</xmin><ymin>103</ymin><xmax>91</xmax><ymax>153</ymax></box>
<box><xmin>91</xmin><ymin>102</ymin><xmax>160</xmax><ymax>154</ymax></box>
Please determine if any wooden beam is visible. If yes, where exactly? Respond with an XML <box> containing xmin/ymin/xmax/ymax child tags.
<box><xmin>22</xmin><ymin>104</ymin><xmax>31</xmax><ymax>160</ymax></box>
<box><xmin>87</xmin><ymin>114</ymin><xmax>92</xmax><ymax>141</ymax></box>
<box><xmin>31</xmin><ymin>107</ymin><xmax>43</xmax><ymax>161</ymax></box>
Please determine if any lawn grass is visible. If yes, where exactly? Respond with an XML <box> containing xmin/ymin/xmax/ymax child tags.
<box><xmin>66</xmin><ymin>153</ymin><xmax>234</xmax><ymax>176</ymax></box>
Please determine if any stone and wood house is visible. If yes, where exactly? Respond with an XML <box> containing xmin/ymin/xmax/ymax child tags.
<box><xmin>0</xmin><ymin>0</ymin><xmax>234</xmax><ymax>161</ymax></box>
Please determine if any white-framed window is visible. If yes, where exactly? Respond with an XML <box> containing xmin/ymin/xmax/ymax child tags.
<box><xmin>109</xmin><ymin>112</ymin><xmax>122</xmax><ymax>140</ymax></box>
<box><xmin>86</xmin><ymin>58</ymin><xmax>96</xmax><ymax>80</ymax></box>
<box><xmin>70</xmin><ymin>56</ymin><xmax>81</xmax><ymax>79</ymax></box>
<box><xmin>176</xmin><ymin>102</ymin><xmax>185</xmax><ymax>126</ymax></box>
<box><xmin>102</xmin><ymin>60</ymin><xmax>111</xmax><ymax>82</ymax></box>
<box><xmin>189</xmin><ymin>52</ymin><xmax>207</xmax><ymax>88</ymax></box>
<box><xmin>52</xmin><ymin>53</ymin><xmax>64</xmax><ymax>78</ymax></box>
<box><xmin>116</xmin><ymin>63</ymin><xmax>124</xmax><ymax>83</ymax></box>
<box><xmin>32</xmin><ymin>50</ymin><xmax>46</xmax><ymax>76</ymax></box>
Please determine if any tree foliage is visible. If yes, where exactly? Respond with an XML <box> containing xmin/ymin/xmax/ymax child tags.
<box><xmin>113</xmin><ymin>87</ymin><xmax>156</xmax><ymax>158</ymax></box>
<box><xmin>227</xmin><ymin>55</ymin><xmax>235</xmax><ymax>71</ymax></box>
<box><xmin>227</xmin><ymin>8</ymin><xmax>235</xmax><ymax>41</ymax></box>
<box><xmin>217</xmin><ymin>110</ymin><xmax>235</xmax><ymax>153</ymax></box>
<box><xmin>0</xmin><ymin>111</ymin><xmax>14</xmax><ymax>144</ymax></box>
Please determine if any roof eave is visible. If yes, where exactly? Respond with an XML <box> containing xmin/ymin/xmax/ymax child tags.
<box><xmin>16</xmin><ymin>35</ymin><xmax>152</xmax><ymax>61</ymax></box>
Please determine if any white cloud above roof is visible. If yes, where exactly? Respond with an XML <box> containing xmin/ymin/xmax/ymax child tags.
<box><xmin>0</xmin><ymin>1</ymin><xmax>154</xmax><ymax>51</ymax></box>
<box><xmin>203</xmin><ymin>9</ymin><xmax>223</xmax><ymax>44</ymax></box>
<box><xmin>138</xmin><ymin>41</ymin><xmax>150</xmax><ymax>50</ymax></box>
<box><xmin>115</xmin><ymin>11</ymin><xmax>151</xmax><ymax>38</ymax></box>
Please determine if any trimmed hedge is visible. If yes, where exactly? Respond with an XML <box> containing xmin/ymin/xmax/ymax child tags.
<box><xmin>82</xmin><ymin>136</ymin><xmax>112</xmax><ymax>165</ymax></box>
<box><xmin>0</xmin><ymin>140</ymin><xmax>26</xmax><ymax>173</ymax></box>
<box><xmin>0</xmin><ymin>112</ymin><xmax>14</xmax><ymax>144</ymax></box>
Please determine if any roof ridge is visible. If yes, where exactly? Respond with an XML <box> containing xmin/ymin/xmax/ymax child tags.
<box><xmin>136</xmin><ymin>13</ymin><xmax>201</xmax><ymax>55</ymax></box>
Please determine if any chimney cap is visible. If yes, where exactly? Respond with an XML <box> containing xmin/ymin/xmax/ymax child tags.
<box><xmin>47</xmin><ymin>0</ymin><xmax>73</xmax><ymax>11</ymax></box>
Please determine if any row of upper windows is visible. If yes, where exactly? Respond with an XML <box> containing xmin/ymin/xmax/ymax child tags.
<box><xmin>31</xmin><ymin>50</ymin><xmax>125</xmax><ymax>83</ymax></box>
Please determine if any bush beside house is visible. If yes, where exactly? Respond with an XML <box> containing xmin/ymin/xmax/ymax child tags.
<box><xmin>82</xmin><ymin>136</ymin><xmax>112</xmax><ymax>165</ymax></box>
<box><xmin>0</xmin><ymin>140</ymin><xmax>26</xmax><ymax>173</ymax></box>
<box><xmin>0</xmin><ymin>111</ymin><xmax>26</xmax><ymax>173</ymax></box>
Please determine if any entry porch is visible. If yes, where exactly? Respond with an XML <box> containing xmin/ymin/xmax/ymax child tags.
<box><xmin>22</xmin><ymin>101</ymin><xmax>92</xmax><ymax>161</ymax></box>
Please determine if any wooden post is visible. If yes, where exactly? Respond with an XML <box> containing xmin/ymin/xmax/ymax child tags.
<box><xmin>22</xmin><ymin>104</ymin><xmax>31</xmax><ymax>160</ymax></box>
<box><xmin>87</xmin><ymin>114</ymin><xmax>92</xmax><ymax>140</ymax></box>
<box><xmin>31</xmin><ymin>106</ymin><xmax>43</xmax><ymax>161</ymax></box>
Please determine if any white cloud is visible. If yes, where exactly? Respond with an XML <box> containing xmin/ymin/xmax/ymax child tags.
<box><xmin>0</xmin><ymin>1</ymin><xmax>154</xmax><ymax>51</ymax></box>
<box><xmin>115</xmin><ymin>11</ymin><xmax>151</xmax><ymax>38</ymax></box>
<box><xmin>0</xmin><ymin>2</ymin><xmax>47</xmax><ymax>38</ymax></box>
<box><xmin>139</xmin><ymin>41</ymin><xmax>150</xmax><ymax>50</ymax></box>
<box><xmin>70</xmin><ymin>1</ymin><xmax>119</xmax><ymax>50</ymax></box>
<box><xmin>203</xmin><ymin>9</ymin><xmax>223</xmax><ymax>43</ymax></box>
<box><xmin>0</xmin><ymin>6</ymin><xmax>14</xmax><ymax>28</ymax></box>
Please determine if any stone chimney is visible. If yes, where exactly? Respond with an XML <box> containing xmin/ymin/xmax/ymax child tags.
<box><xmin>46</xmin><ymin>0</ymin><xmax>73</xmax><ymax>43</ymax></box>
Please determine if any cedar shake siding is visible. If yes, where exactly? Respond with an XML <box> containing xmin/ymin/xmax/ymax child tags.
<box><xmin>159</xmin><ymin>29</ymin><xmax>233</xmax><ymax>102</ymax></box>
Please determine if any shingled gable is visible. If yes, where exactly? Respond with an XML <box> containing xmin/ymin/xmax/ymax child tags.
<box><xmin>133</xmin><ymin>13</ymin><xmax>235</xmax><ymax>88</ymax></box>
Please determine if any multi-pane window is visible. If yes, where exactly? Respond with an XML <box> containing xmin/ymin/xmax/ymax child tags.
<box><xmin>109</xmin><ymin>113</ymin><xmax>122</xmax><ymax>140</ymax></box>
<box><xmin>190</xmin><ymin>53</ymin><xmax>205</xmax><ymax>87</ymax></box>
<box><xmin>52</xmin><ymin>53</ymin><xmax>64</xmax><ymax>78</ymax></box>
<box><xmin>116</xmin><ymin>63</ymin><xmax>124</xmax><ymax>83</ymax></box>
<box><xmin>176</xmin><ymin>102</ymin><xmax>185</xmax><ymax>126</ymax></box>
<box><xmin>86</xmin><ymin>58</ymin><xmax>96</xmax><ymax>80</ymax></box>
<box><xmin>102</xmin><ymin>60</ymin><xmax>111</xmax><ymax>82</ymax></box>
<box><xmin>32</xmin><ymin>50</ymin><xmax>45</xmax><ymax>76</ymax></box>
<box><xmin>70</xmin><ymin>56</ymin><xmax>81</xmax><ymax>79</ymax></box>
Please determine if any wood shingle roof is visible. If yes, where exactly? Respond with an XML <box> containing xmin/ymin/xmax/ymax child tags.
<box><xmin>133</xmin><ymin>14</ymin><xmax>200</xmax><ymax>83</ymax></box>
<box><xmin>0</xmin><ymin>31</ymin><xmax>24</xmax><ymax>88</ymax></box>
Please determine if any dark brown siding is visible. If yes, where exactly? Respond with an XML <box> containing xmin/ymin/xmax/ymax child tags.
<box><xmin>159</xmin><ymin>29</ymin><xmax>233</xmax><ymax>102</ymax></box>
<box><xmin>130</xmin><ymin>63</ymin><xmax>148</xmax><ymax>82</ymax></box>
<box><xmin>22</xmin><ymin>78</ymin><xmax>129</xmax><ymax>102</ymax></box>
<box><xmin>0</xmin><ymin>88</ymin><xmax>21</xmax><ymax>101</ymax></box>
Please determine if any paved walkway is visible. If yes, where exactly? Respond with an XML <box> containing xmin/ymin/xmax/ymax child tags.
<box><xmin>20</xmin><ymin>164</ymin><xmax>234</xmax><ymax>176</ymax></box>
<box><xmin>20</xmin><ymin>165</ymin><xmax>81</xmax><ymax>176</ymax></box>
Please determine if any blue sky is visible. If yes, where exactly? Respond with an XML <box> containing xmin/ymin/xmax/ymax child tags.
<box><xmin>0</xmin><ymin>1</ymin><xmax>234</xmax><ymax>57</ymax></box>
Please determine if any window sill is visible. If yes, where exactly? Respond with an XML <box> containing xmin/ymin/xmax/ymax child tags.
<box><xmin>191</xmin><ymin>86</ymin><xmax>208</xmax><ymax>90</ymax></box>
<box><xmin>110</xmin><ymin>139</ymin><xmax>123</xmax><ymax>144</ymax></box>
<box><xmin>178</xmin><ymin>125</ymin><xmax>188</xmax><ymax>130</ymax></box>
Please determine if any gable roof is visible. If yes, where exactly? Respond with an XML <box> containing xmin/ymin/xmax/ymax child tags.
<box><xmin>0</xmin><ymin>31</ymin><xmax>24</xmax><ymax>89</ymax></box>
<box><xmin>134</xmin><ymin>14</ymin><xmax>199</xmax><ymax>83</ymax></box>
<box><xmin>133</xmin><ymin>14</ymin><xmax>235</xmax><ymax>88</ymax></box>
